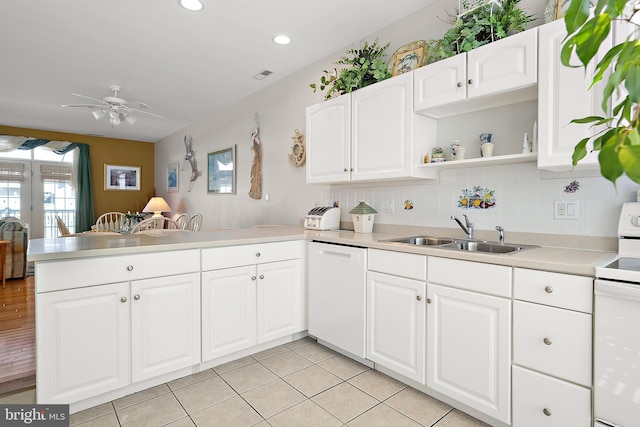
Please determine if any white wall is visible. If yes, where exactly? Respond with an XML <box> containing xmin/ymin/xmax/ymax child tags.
<box><xmin>155</xmin><ymin>0</ymin><xmax>638</xmax><ymax>237</ymax></box>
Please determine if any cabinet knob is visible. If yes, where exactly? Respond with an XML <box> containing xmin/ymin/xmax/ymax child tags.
<box><xmin>456</xmin><ymin>82</ymin><xmax>463</xmax><ymax>88</ymax></box>
<box><xmin>544</xmin><ymin>285</ymin><xmax>553</xmax><ymax>293</ymax></box>
<box><xmin>543</xmin><ymin>337</ymin><xmax>552</xmax><ymax>345</ymax></box>
<box><xmin>256</xmin><ymin>252</ymin><xmax>261</xmax><ymax>257</ymax></box>
<box><xmin>121</xmin><ymin>297</ymin><xmax>127</xmax><ymax>303</ymax></box>
<box><xmin>127</xmin><ymin>265</ymin><xmax>134</xmax><ymax>271</ymax></box>
<box><xmin>416</xmin><ymin>295</ymin><xmax>422</xmax><ymax>301</ymax></box>
<box><xmin>350</xmin><ymin>168</ymin><xmax>354</xmax><ymax>172</ymax></box>
<box><xmin>134</xmin><ymin>294</ymin><xmax>140</xmax><ymax>301</ymax></box>
<box><xmin>543</xmin><ymin>408</ymin><xmax>552</xmax><ymax>416</ymax></box>
<box><xmin>344</xmin><ymin>168</ymin><xmax>348</xmax><ymax>172</ymax></box>
<box><xmin>260</xmin><ymin>274</ymin><xmax>265</xmax><ymax>279</ymax></box>
<box><xmin>426</xmin><ymin>297</ymin><xmax>432</xmax><ymax>304</ymax></box>
<box><xmin>467</xmin><ymin>79</ymin><xmax>473</xmax><ymax>85</ymax></box>
<box><xmin>252</xmin><ymin>276</ymin><xmax>257</xmax><ymax>281</ymax></box>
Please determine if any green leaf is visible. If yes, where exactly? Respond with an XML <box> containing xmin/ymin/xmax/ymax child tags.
<box><xmin>570</xmin><ymin>116</ymin><xmax>606</xmax><ymax>124</ymax></box>
<box><xmin>575</xmin><ymin>15</ymin><xmax>611</xmax><ymax>67</ymax></box>
<box><xmin>560</xmin><ymin>36</ymin><xmax>581</xmax><ymax>68</ymax></box>
<box><xmin>599</xmin><ymin>135</ymin><xmax>625</xmax><ymax>183</ymax></box>
<box><xmin>591</xmin><ymin>43</ymin><xmax>624</xmax><ymax>86</ymax></box>
<box><xmin>618</xmin><ymin>144</ymin><xmax>640</xmax><ymax>184</ymax></box>
<box><xmin>572</xmin><ymin>138</ymin><xmax>591</xmax><ymax>166</ymax></box>
<box><xmin>624</xmin><ymin>63</ymin><xmax>640</xmax><ymax>103</ymax></box>
<box><xmin>564</xmin><ymin>0</ymin><xmax>591</xmax><ymax>34</ymax></box>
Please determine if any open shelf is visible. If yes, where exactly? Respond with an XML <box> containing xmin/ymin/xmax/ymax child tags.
<box><xmin>416</xmin><ymin>152</ymin><xmax>537</xmax><ymax>170</ymax></box>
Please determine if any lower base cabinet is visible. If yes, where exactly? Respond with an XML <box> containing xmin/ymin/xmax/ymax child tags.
<box><xmin>512</xmin><ymin>366</ymin><xmax>591</xmax><ymax>427</ymax></box>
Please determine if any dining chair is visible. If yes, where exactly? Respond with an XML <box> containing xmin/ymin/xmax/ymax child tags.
<box><xmin>186</xmin><ymin>213</ymin><xmax>203</xmax><ymax>232</ymax></box>
<box><xmin>130</xmin><ymin>217</ymin><xmax>179</xmax><ymax>234</ymax></box>
<box><xmin>173</xmin><ymin>213</ymin><xmax>190</xmax><ymax>230</ymax></box>
<box><xmin>55</xmin><ymin>215</ymin><xmax>71</xmax><ymax>236</ymax></box>
<box><xmin>95</xmin><ymin>212</ymin><xmax>126</xmax><ymax>232</ymax></box>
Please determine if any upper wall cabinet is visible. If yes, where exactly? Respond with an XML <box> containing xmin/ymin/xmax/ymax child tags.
<box><xmin>537</xmin><ymin>19</ymin><xmax>612</xmax><ymax>171</ymax></box>
<box><xmin>414</xmin><ymin>28</ymin><xmax>538</xmax><ymax>118</ymax></box>
<box><xmin>306</xmin><ymin>72</ymin><xmax>436</xmax><ymax>184</ymax></box>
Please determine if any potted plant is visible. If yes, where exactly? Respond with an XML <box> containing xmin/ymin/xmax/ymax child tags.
<box><xmin>426</xmin><ymin>0</ymin><xmax>534</xmax><ymax>64</ymax></box>
<box><xmin>562</xmin><ymin>0</ymin><xmax>640</xmax><ymax>185</ymax></box>
<box><xmin>310</xmin><ymin>38</ymin><xmax>392</xmax><ymax>100</ymax></box>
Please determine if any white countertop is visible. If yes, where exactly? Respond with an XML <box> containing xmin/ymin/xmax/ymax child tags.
<box><xmin>28</xmin><ymin>226</ymin><xmax>617</xmax><ymax>276</ymax></box>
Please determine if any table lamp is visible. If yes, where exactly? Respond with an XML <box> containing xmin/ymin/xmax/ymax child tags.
<box><xmin>143</xmin><ymin>197</ymin><xmax>171</xmax><ymax>218</ymax></box>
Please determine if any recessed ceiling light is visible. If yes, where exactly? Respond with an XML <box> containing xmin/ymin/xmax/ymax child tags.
<box><xmin>273</xmin><ymin>35</ymin><xmax>291</xmax><ymax>45</ymax></box>
<box><xmin>179</xmin><ymin>0</ymin><xmax>204</xmax><ymax>12</ymax></box>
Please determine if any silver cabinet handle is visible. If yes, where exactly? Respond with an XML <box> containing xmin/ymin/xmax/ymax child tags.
<box><xmin>252</xmin><ymin>276</ymin><xmax>257</xmax><ymax>281</ymax></box>
<box><xmin>456</xmin><ymin>82</ymin><xmax>463</xmax><ymax>87</ymax></box>
<box><xmin>543</xmin><ymin>408</ymin><xmax>552</xmax><ymax>416</ymax></box>
<box><xmin>544</xmin><ymin>286</ymin><xmax>553</xmax><ymax>293</ymax></box>
<box><xmin>416</xmin><ymin>295</ymin><xmax>422</xmax><ymax>301</ymax></box>
<box><xmin>543</xmin><ymin>337</ymin><xmax>552</xmax><ymax>345</ymax></box>
<box><xmin>256</xmin><ymin>252</ymin><xmax>261</xmax><ymax>257</ymax></box>
<box><xmin>127</xmin><ymin>265</ymin><xmax>134</xmax><ymax>271</ymax></box>
<box><xmin>134</xmin><ymin>294</ymin><xmax>140</xmax><ymax>301</ymax></box>
<box><xmin>121</xmin><ymin>297</ymin><xmax>127</xmax><ymax>303</ymax></box>
<box><xmin>426</xmin><ymin>297</ymin><xmax>432</xmax><ymax>304</ymax></box>
<box><xmin>260</xmin><ymin>274</ymin><xmax>264</xmax><ymax>279</ymax></box>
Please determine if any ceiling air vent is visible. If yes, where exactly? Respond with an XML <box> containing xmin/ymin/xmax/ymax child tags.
<box><xmin>252</xmin><ymin>69</ymin><xmax>274</xmax><ymax>80</ymax></box>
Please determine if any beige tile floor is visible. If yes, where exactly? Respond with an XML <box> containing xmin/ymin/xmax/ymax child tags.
<box><xmin>0</xmin><ymin>337</ymin><xmax>490</xmax><ymax>427</ymax></box>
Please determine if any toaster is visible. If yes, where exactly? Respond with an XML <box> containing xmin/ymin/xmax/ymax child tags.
<box><xmin>304</xmin><ymin>207</ymin><xmax>340</xmax><ymax>230</ymax></box>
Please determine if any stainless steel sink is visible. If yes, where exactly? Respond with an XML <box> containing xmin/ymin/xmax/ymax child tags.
<box><xmin>440</xmin><ymin>241</ymin><xmax>530</xmax><ymax>254</ymax></box>
<box><xmin>381</xmin><ymin>236</ymin><xmax>455</xmax><ymax>246</ymax></box>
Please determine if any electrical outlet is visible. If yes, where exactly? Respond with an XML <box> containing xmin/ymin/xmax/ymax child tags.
<box><xmin>554</xmin><ymin>199</ymin><xmax>579</xmax><ymax>220</ymax></box>
<box><xmin>385</xmin><ymin>200</ymin><xmax>394</xmax><ymax>214</ymax></box>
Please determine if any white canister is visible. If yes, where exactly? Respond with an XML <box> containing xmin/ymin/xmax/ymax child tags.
<box><xmin>349</xmin><ymin>201</ymin><xmax>377</xmax><ymax>233</ymax></box>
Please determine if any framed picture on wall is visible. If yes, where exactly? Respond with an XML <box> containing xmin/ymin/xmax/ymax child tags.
<box><xmin>207</xmin><ymin>146</ymin><xmax>236</xmax><ymax>194</ymax></box>
<box><xmin>104</xmin><ymin>164</ymin><xmax>141</xmax><ymax>191</ymax></box>
<box><xmin>167</xmin><ymin>163</ymin><xmax>179</xmax><ymax>192</ymax></box>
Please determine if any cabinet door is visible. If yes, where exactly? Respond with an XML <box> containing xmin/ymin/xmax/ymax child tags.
<box><xmin>351</xmin><ymin>72</ymin><xmax>413</xmax><ymax>181</ymax></box>
<box><xmin>413</xmin><ymin>54</ymin><xmax>466</xmax><ymax>111</ymax></box>
<box><xmin>367</xmin><ymin>271</ymin><xmax>426</xmax><ymax>383</ymax></box>
<box><xmin>37</xmin><ymin>282</ymin><xmax>130</xmax><ymax>404</ymax></box>
<box><xmin>427</xmin><ymin>284</ymin><xmax>511</xmax><ymax>424</ymax></box>
<box><xmin>131</xmin><ymin>273</ymin><xmax>201</xmax><ymax>382</ymax></box>
<box><xmin>467</xmin><ymin>28</ymin><xmax>537</xmax><ymax>99</ymax></box>
<box><xmin>257</xmin><ymin>259</ymin><xmax>302</xmax><ymax>343</ymax></box>
<box><xmin>538</xmin><ymin>19</ymin><xmax>611</xmax><ymax>171</ymax></box>
<box><xmin>201</xmin><ymin>266</ymin><xmax>257</xmax><ymax>361</ymax></box>
<box><xmin>306</xmin><ymin>95</ymin><xmax>351</xmax><ymax>183</ymax></box>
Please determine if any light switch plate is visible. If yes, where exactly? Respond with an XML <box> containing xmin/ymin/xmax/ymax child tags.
<box><xmin>554</xmin><ymin>199</ymin><xmax>579</xmax><ymax>220</ymax></box>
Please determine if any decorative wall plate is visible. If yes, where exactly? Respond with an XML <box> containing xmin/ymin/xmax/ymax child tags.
<box><xmin>288</xmin><ymin>129</ymin><xmax>305</xmax><ymax>167</ymax></box>
<box><xmin>388</xmin><ymin>40</ymin><xmax>429</xmax><ymax>76</ymax></box>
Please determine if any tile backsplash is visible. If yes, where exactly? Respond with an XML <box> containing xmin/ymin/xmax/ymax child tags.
<box><xmin>325</xmin><ymin>163</ymin><xmax>638</xmax><ymax>238</ymax></box>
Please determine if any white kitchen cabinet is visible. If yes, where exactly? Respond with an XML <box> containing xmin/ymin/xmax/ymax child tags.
<box><xmin>427</xmin><ymin>257</ymin><xmax>511</xmax><ymax>424</ymax></box>
<box><xmin>537</xmin><ymin>19</ymin><xmax>612</xmax><ymax>171</ymax></box>
<box><xmin>36</xmin><ymin>250</ymin><xmax>201</xmax><ymax>405</ymax></box>
<box><xmin>414</xmin><ymin>28</ymin><xmax>537</xmax><ymax>116</ymax></box>
<box><xmin>306</xmin><ymin>72</ymin><xmax>435</xmax><ymax>184</ymax></box>
<box><xmin>201</xmin><ymin>241</ymin><xmax>303</xmax><ymax>362</ymax></box>
<box><xmin>308</xmin><ymin>242</ymin><xmax>367</xmax><ymax>358</ymax></box>
<box><xmin>37</xmin><ymin>282</ymin><xmax>130</xmax><ymax>404</ymax></box>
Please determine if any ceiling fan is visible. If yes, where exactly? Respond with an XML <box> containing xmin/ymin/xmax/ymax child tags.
<box><xmin>61</xmin><ymin>85</ymin><xmax>165</xmax><ymax>126</ymax></box>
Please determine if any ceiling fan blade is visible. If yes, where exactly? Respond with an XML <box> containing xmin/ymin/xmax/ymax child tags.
<box><xmin>70</xmin><ymin>93</ymin><xmax>106</xmax><ymax>104</ymax></box>
<box><xmin>124</xmin><ymin>101</ymin><xmax>150</xmax><ymax>109</ymax></box>
<box><xmin>129</xmin><ymin>108</ymin><xmax>165</xmax><ymax>119</ymax></box>
<box><xmin>61</xmin><ymin>104</ymin><xmax>104</xmax><ymax>108</ymax></box>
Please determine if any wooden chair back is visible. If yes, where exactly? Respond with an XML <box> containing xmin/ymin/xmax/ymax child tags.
<box><xmin>55</xmin><ymin>216</ymin><xmax>70</xmax><ymax>236</ymax></box>
<box><xmin>95</xmin><ymin>212</ymin><xmax>126</xmax><ymax>232</ymax></box>
<box><xmin>130</xmin><ymin>217</ymin><xmax>179</xmax><ymax>234</ymax></box>
<box><xmin>186</xmin><ymin>213</ymin><xmax>203</xmax><ymax>231</ymax></box>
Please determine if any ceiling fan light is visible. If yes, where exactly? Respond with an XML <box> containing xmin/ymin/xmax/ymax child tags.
<box><xmin>125</xmin><ymin>114</ymin><xmax>137</xmax><ymax>125</ymax></box>
<box><xmin>92</xmin><ymin>110</ymin><xmax>105</xmax><ymax>120</ymax></box>
<box><xmin>110</xmin><ymin>116</ymin><xmax>121</xmax><ymax>126</ymax></box>
<box><xmin>179</xmin><ymin>0</ymin><xmax>204</xmax><ymax>11</ymax></box>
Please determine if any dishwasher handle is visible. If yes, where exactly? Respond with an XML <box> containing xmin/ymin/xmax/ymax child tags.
<box><xmin>319</xmin><ymin>250</ymin><xmax>352</xmax><ymax>259</ymax></box>
<box><xmin>596</xmin><ymin>279</ymin><xmax>640</xmax><ymax>302</ymax></box>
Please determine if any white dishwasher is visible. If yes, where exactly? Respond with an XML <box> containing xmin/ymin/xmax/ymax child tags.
<box><xmin>308</xmin><ymin>241</ymin><xmax>367</xmax><ymax>359</ymax></box>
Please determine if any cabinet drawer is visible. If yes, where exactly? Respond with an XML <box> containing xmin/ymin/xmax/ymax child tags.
<box><xmin>202</xmin><ymin>240</ymin><xmax>301</xmax><ymax>270</ymax></box>
<box><xmin>36</xmin><ymin>250</ymin><xmax>200</xmax><ymax>293</ymax></box>
<box><xmin>512</xmin><ymin>366</ymin><xmax>591</xmax><ymax>427</ymax></box>
<box><xmin>513</xmin><ymin>268</ymin><xmax>593</xmax><ymax>313</ymax></box>
<box><xmin>513</xmin><ymin>301</ymin><xmax>592</xmax><ymax>386</ymax></box>
<box><xmin>368</xmin><ymin>249</ymin><xmax>426</xmax><ymax>281</ymax></box>
<box><xmin>428</xmin><ymin>257</ymin><xmax>511</xmax><ymax>297</ymax></box>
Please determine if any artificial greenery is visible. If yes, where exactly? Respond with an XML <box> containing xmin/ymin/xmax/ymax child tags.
<box><xmin>426</xmin><ymin>0</ymin><xmax>534</xmax><ymax>63</ymax></box>
<box><xmin>562</xmin><ymin>0</ymin><xmax>640</xmax><ymax>185</ymax></box>
<box><xmin>310</xmin><ymin>38</ymin><xmax>392</xmax><ymax>100</ymax></box>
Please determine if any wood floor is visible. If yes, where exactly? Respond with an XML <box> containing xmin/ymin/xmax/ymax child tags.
<box><xmin>0</xmin><ymin>275</ymin><xmax>35</xmax><ymax>397</ymax></box>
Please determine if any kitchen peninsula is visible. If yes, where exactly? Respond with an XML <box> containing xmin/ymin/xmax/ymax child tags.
<box><xmin>29</xmin><ymin>227</ymin><xmax>616</xmax><ymax>425</ymax></box>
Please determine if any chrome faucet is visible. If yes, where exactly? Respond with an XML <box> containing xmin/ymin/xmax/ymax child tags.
<box><xmin>495</xmin><ymin>226</ymin><xmax>505</xmax><ymax>245</ymax></box>
<box><xmin>451</xmin><ymin>214</ymin><xmax>474</xmax><ymax>239</ymax></box>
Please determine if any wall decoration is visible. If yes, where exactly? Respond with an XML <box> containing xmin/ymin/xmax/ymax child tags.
<box><xmin>458</xmin><ymin>186</ymin><xmax>496</xmax><ymax>209</ymax></box>
<box><xmin>249</xmin><ymin>112</ymin><xmax>262</xmax><ymax>199</ymax></box>
<box><xmin>207</xmin><ymin>146</ymin><xmax>236</xmax><ymax>194</ymax></box>
<box><xmin>183</xmin><ymin>135</ymin><xmax>198</xmax><ymax>192</ymax></box>
<box><xmin>404</xmin><ymin>200</ymin><xmax>414</xmax><ymax>210</ymax></box>
<box><xmin>564</xmin><ymin>180</ymin><xmax>580</xmax><ymax>193</ymax></box>
<box><xmin>104</xmin><ymin>164</ymin><xmax>140</xmax><ymax>191</ymax></box>
<box><xmin>288</xmin><ymin>129</ymin><xmax>306</xmax><ymax>167</ymax></box>
<box><xmin>167</xmin><ymin>163</ymin><xmax>178</xmax><ymax>192</ymax></box>
<box><xmin>388</xmin><ymin>40</ymin><xmax>428</xmax><ymax>76</ymax></box>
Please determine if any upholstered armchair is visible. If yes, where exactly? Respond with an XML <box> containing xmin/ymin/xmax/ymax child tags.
<box><xmin>0</xmin><ymin>217</ymin><xmax>28</xmax><ymax>279</ymax></box>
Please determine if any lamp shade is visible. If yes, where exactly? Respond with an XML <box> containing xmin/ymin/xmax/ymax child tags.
<box><xmin>143</xmin><ymin>197</ymin><xmax>172</xmax><ymax>218</ymax></box>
